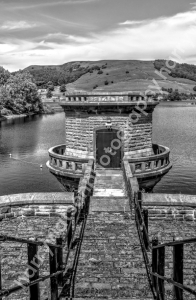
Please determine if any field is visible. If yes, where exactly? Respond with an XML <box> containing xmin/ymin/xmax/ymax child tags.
<box><xmin>27</xmin><ymin>60</ymin><xmax>196</xmax><ymax>93</ymax></box>
<box><xmin>66</xmin><ymin>60</ymin><xmax>196</xmax><ymax>92</ymax></box>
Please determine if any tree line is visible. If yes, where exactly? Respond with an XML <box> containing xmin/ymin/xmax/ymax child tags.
<box><xmin>0</xmin><ymin>66</ymin><xmax>43</xmax><ymax>116</ymax></box>
<box><xmin>154</xmin><ymin>60</ymin><xmax>196</xmax><ymax>91</ymax></box>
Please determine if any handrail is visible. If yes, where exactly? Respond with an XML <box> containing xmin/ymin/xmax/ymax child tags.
<box><xmin>0</xmin><ymin>159</ymin><xmax>95</xmax><ymax>300</ymax></box>
<box><xmin>151</xmin><ymin>273</ymin><xmax>196</xmax><ymax>296</ymax></box>
<box><xmin>0</xmin><ymin>235</ymin><xmax>64</xmax><ymax>248</ymax></box>
<box><xmin>127</xmin><ymin>144</ymin><xmax>170</xmax><ymax>163</ymax></box>
<box><xmin>0</xmin><ymin>270</ymin><xmax>66</xmax><ymax>297</ymax></box>
<box><xmin>133</xmin><ymin>192</ymin><xmax>156</xmax><ymax>299</ymax></box>
<box><xmin>48</xmin><ymin>144</ymin><xmax>89</xmax><ymax>162</ymax></box>
<box><xmin>133</xmin><ymin>191</ymin><xmax>196</xmax><ymax>300</ymax></box>
<box><xmin>152</xmin><ymin>237</ymin><xmax>196</xmax><ymax>248</ymax></box>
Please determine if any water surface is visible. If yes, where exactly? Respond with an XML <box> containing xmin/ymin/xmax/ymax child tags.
<box><xmin>0</xmin><ymin>105</ymin><xmax>196</xmax><ymax>196</ymax></box>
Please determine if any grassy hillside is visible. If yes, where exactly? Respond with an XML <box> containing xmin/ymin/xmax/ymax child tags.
<box><xmin>25</xmin><ymin>60</ymin><xmax>196</xmax><ymax>93</ymax></box>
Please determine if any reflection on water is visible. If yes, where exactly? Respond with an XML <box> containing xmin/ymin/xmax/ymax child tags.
<box><xmin>153</xmin><ymin>105</ymin><xmax>196</xmax><ymax>194</ymax></box>
<box><xmin>0</xmin><ymin>114</ymin><xmax>65</xmax><ymax>196</ymax></box>
<box><xmin>0</xmin><ymin>105</ymin><xmax>196</xmax><ymax>196</ymax></box>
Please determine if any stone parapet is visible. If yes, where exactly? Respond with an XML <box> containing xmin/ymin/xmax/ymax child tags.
<box><xmin>0</xmin><ymin>192</ymin><xmax>74</xmax><ymax>221</ymax></box>
<box><xmin>143</xmin><ymin>193</ymin><xmax>196</xmax><ymax>221</ymax></box>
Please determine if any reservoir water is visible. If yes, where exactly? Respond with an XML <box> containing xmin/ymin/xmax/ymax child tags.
<box><xmin>0</xmin><ymin>104</ymin><xmax>196</xmax><ymax>196</ymax></box>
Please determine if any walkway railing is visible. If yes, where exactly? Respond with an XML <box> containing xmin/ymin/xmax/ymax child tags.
<box><xmin>0</xmin><ymin>160</ymin><xmax>95</xmax><ymax>300</ymax></box>
<box><xmin>47</xmin><ymin>144</ymin><xmax>89</xmax><ymax>177</ymax></box>
<box><xmin>127</xmin><ymin>144</ymin><xmax>172</xmax><ymax>176</ymax></box>
<box><xmin>59</xmin><ymin>92</ymin><xmax>155</xmax><ymax>103</ymax></box>
<box><xmin>134</xmin><ymin>191</ymin><xmax>196</xmax><ymax>300</ymax></box>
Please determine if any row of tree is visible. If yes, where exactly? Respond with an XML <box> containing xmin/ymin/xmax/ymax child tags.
<box><xmin>0</xmin><ymin>66</ymin><xmax>43</xmax><ymax>116</ymax></box>
<box><xmin>27</xmin><ymin>63</ymin><xmax>108</xmax><ymax>87</ymax></box>
<box><xmin>154</xmin><ymin>60</ymin><xmax>196</xmax><ymax>83</ymax></box>
<box><xmin>155</xmin><ymin>88</ymin><xmax>196</xmax><ymax>101</ymax></box>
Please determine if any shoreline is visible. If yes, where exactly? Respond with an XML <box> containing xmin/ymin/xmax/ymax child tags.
<box><xmin>4</xmin><ymin>114</ymin><xmax>28</xmax><ymax>120</ymax></box>
<box><xmin>0</xmin><ymin>111</ymin><xmax>56</xmax><ymax>122</ymax></box>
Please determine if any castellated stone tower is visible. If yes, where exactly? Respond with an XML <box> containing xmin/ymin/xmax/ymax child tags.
<box><xmin>47</xmin><ymin>92</ymin><xmax>171</xmax><ymax>191</ymax></box>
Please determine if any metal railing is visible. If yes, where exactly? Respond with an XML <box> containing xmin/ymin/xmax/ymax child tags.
<box><xmin>134</xmin><ymin>191</ymin><xmax>196</xmax><ymax>300</ymax></box>
<box><xmin>0</xmin><ymin>160</ymin><xmax>95</xmax><ymax>300</ymax></box>
<box><xmin>0</xmin><ymin>207</ymin><xmax>75</xmax><ymax>299</ymax></box>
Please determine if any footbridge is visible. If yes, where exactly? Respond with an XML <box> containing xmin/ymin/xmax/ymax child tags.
<box><xmin>0</xmin><ymin>160</ymin><xmax>196</xmax><ymax>299</ymax></box>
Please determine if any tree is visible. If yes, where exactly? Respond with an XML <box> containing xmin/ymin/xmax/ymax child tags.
<box><xmin>60</xmin><ymin>84</ymin><xmax>66</xmax><ymax>92</ymax></box>
<box><xmin>48</xmin><ymin>84</ymin><xmax>54</xmax><ymax>91</ymax></box>
<box><xmin>47</xmin><ymin>81</ymin><xmax>53</xmax><ymax>86</ymax></box>
<box><xmin>0</xmin><ymin>66</ymin><xmax>10</xmax><ymax>85</ymax></box>
<box><xmin>193</xmin><ymin>86</ymin><xmax>196</xmax><ymax>92</ymax></box>
<box><xmin>46</xmin><ymin>89</ymin><xmax>53</xmax><ymax>98</ymax></box>
<box><xmin>168</xmin><ymin>90</ymin><xmax>181</xmax><ymax>101</ymax></box>
<box><xmin>1</xmin><ymin>71</ymin><xmax>43</xmax><ymax>114</ymax></box>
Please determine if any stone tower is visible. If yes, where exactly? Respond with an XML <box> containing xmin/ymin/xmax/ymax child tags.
<box><xmin>47</xmin><ymin>92</ymin><xmax>171</xmax><ymax>191</ymax></box>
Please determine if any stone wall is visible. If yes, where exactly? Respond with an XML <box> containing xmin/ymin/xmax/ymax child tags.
<box><xmin>0</xmin><ymin>193</ymin><xmax>74</xmax><ymax>300</ymax></box>
<box><xmin>143</xmin><ymin>193</ymin><xmax>196</xmax><ymax>300</ymax></box>
<box><xmin>143</xmin><ymin>193</ymin><xmax>196</xmax><ymax>222</ymax></box>
<box><xmin>65</xmin><ymin>112</ymin><xmax>153</xmax><ymax>156</ymax></box>
<box><xmin>148</xmin><ymin>219</ymin><xmax>196</xmax><ymax>300</ymax></box>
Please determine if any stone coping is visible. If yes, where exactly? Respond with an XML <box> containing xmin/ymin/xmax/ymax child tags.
<box><xmin>46</xmin><ymin>161</ymin><xmax>83</xmax><ymax>178</ymax></box>
<box><xmin>1</xmin><ymin>192</ymin><xmax>196</xmax><ymax>210</ymax></box>
<box><xmin>143</xmin><ymin>193</ymin><xmax>196</xmax><ymax>207</ymax></box>
<box><xmin>60</xmin><ymin>102</ymin><xmax>158</xmax><ymax>107</ymax></box>
<box><xmin>0</xmin><ymin>192</ymin><xmax>74</xmax><ymax>207</ymax></box>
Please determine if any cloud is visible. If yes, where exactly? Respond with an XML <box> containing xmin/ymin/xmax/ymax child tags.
<box><xmin>119</xmin><ymin>20</ymin><xmax>144</xmax><ymax>26</ymax></box>
<box><xmin>0</xmin><ymin>21</ymin><xmax>38</xmax><ymax>30</ymax></box>
<box><xmin>39</xmin><ymin>13</ymin><xmax>89</xmax><ymax>28</ymax></box>
<box><xmin>5</xmin><ymin>0</ymin><xmax>99</xmax><ymax>10</ymax></box>
<box><xmin>2</xmin><ymin>10</ymin><xmax>196</xmax><ymax>71</ymax></box>
<box><xmin>191</xmin><ymin>2</ymin><xmax>196</xmax><ymax>9</ymax></box>
<box><xmin>44</xmin><ymin>32</ymin><xmax>93</xmax><ymax>44</ymax></box>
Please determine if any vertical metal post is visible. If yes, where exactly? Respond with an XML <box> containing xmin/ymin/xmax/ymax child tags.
<box><xmin>28</xmin><ymin>243</ymin><xmax>40</xmax><ymax>300</ymax></box>
<box><xmin>138</xmin><ymin>191</ymin><xmax>142</xmax><ymax>210</ymax></box>
<box><xmin>152</xmin><ymin>238</ymin><xmax>159</xmax><ymax>300</ymax></box>
<box><xmin>56</xmin><ymin>237</ymin><xmax>63</xmax><ymax>286</ymax></box>
<box><xmin>75</xmin><ymin>205</ymin><xmax>79</xmax><ymax>227</ymax></box>
<box><xmin>143</xmin><ymin>209</ymin><xmax>149</xmax><ymax>250</ymax></box>
<box><xmin>49</xmin><ymin>246</ymin><xmax>58</xmax><ymax>300</ymax></box>
<box><xmin>67</xmin><ymin>209</ymin><xmax>72</xmax><ymax>248</ymax></box>
<box><xmin>158</xmin><ymin>247</ymin><xmax>165</xmax><ymax>300</ymax></box>
<box><xmin>173</xmin><ymin>244</ymin><xmax>183</xmax><ymax>300</ymax></box>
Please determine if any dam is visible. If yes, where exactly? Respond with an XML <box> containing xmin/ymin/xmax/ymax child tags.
<box><xmin>0</xmin><ymin>93</ymin><xmax>195</xmax><ymax>300</ymax></box>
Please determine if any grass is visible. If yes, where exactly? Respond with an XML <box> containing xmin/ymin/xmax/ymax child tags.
<box><xmin>65</xmin><ymin>60</ymin><xmax>196</xmax><ymax>93</ymax></box>
<box><xmin>29</xmin><ymin>60</ymin><xmax>196</xmax><ymax>93</ymax></box>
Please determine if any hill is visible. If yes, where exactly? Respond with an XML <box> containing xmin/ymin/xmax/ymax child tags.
<box><xmin>24</xmin><ymin>60</ymin><xmax>196</xmax><ymax>93</ymax></box>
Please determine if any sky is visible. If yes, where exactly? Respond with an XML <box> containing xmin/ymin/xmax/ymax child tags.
<box><xmin>0</xmin><ymin>0</ymin><xmax>196</xmax><ymax>71</ymax></box>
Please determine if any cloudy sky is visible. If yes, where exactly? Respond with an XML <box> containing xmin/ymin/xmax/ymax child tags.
<box><xmin>0</xmin><ymin>0</ymin><xmax>196</xmax><ymax>71</ymax></box>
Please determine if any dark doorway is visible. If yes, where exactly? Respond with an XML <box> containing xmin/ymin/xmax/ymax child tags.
<box><xmin>96</xmin><ymin>128</ymin><xmax>122</xmax><ymax>169</ymax></box>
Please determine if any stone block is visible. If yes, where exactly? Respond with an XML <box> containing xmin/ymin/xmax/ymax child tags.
<box><xmin>184</xmin><ymin>215</ymin><xmax>194</xmax><ymax>221</ymax></box>
<box><xmin>1</xmin><ymin>207</ymin><xmax>11</xmax><ymax>214</ymax></box>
